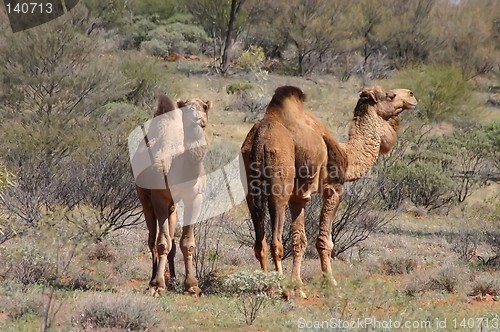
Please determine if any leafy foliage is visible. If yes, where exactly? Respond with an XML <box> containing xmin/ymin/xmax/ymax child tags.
<box><xmin>393</xmin><ymin>65</ymin><xmax>472</xmax><ymax>122</ymax></box>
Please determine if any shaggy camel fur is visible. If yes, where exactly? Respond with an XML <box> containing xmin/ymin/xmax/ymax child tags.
<box><xmin>133</xmin><ymin>94</ymin><xmax>212</xmax><ymax>296</ymax></box>
<box><xmin>241</xmin><ymin>86</ymin><xmax>416</xmax><ymax>297</ymax></box>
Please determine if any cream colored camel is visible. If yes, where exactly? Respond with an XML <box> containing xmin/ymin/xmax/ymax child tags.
<box><xmin>133</xmin><ymin>94</ymin><xmax>212</xmax><ymax>296</ymax></box>
<box><xmin>241</xmin><ymin>86</ymin><xmax>416</xmax><ymax>297</ymax></box>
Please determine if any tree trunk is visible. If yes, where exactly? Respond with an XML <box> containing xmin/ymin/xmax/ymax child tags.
<box><xmin>221</xmin><ymin>0</ymin><xmax>243</xmax><ymax>74</ymax></box>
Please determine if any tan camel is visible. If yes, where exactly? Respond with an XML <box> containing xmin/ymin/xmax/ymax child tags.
<box><xmin>133</xmin><ymin>94</ymin><xmax>212</xmax><ymax>296</ymax></box>
<box><xmin>241</xmin><ymin>86</ymin><xmax>416</xmax><ymax>297</ymax></box>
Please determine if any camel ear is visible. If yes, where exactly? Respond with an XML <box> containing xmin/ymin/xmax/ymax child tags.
<box><xmin>386</xmin><ymin>91</ymin><xmax>396</xmax><ymax>101</ymax></box>
<box><xmin>177</xmin><ymin>100</ymin><xmax>187</xmax><ymax>108</ymax></box>
<box><xmin>360</xmin><ymin>88</ymin><xmax>377</xmax><ymax>103</ymax></box>
<box><xmin>204</xmin><ymin>100</ymin><xmax>212</xmax><ymax>111</ymax></box>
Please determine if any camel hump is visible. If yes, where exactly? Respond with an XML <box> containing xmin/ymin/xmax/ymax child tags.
<box><xmin>155</xmin><ymin>94</ymin><xmax>176</xmax><ymax>117</ymax></box>
<box><xmin>268</xmin><ymin>85</ymin><xmax>306</xmax><ymax>109</ymax></box>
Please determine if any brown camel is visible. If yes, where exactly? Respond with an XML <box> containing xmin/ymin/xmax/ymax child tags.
<box><xmin>241</xmin><ymin>86</ymin><xmax>416</xmax><ymax>297</ymax></box>
<box><xmin>132</xmin><ymin>94</ymin><xmax>212</xmax><ymax>296</ymax></box>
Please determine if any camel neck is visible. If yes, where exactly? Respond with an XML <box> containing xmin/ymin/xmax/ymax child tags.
<box><xmin>343</xmin><ymin>105</ymin><xmax>383</xmax><ymax>182</ymax></box>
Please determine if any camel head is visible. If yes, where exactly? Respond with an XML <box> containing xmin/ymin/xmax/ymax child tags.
<box><xmin>358</xmin><ymin>86</ymin><xmax>417</xmax><ymax>120</ymax></box>
<box><xmin>177</xmin><ymin>99</ymin><xmax>212</xmax><ymax>129</ymax></box>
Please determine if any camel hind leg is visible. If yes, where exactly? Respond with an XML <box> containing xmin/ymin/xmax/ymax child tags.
<box><xmin>246</xmin><ymin>193</ymin><xmax>268</xmax><ymax>272</ymax></box>
<box><xmin>135</xmin><ymin>188</ymin><xmax>159</xmax><ymax>290</ymax></box>
<box><xmin>289</xmin><ymin>199</ymin><xmax>307</xmax><ymax>298</ymax></box>
<box><xmin>268</xmin><ymin>196</ymin><xmax>288</xmax><ymax>274</ymax></box>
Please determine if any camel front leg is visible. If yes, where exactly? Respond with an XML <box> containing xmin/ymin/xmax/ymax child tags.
<box><xmin>316</xmin><ymin>184</ymin><xmax>342</xmax><ymax>287</ymax></box>
<box><xmin>150</xmin><ymin>199</ymin><xmax>175</xmax><ymax>294</ymax></box>
<box><xmin>180</xmin><ymin>193</ymin><xmax>202</xmax><ymax>295</ymax></box>
<box><xmin>289</xmin><ymin>200</ymin><xmax>307</xmax><ymax>298</ymax></box>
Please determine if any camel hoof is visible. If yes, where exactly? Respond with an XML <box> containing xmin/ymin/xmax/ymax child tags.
<box><xmin>282</xmin><ymin>289</ymin><xmax>307</xmax><ymax>300</ymax></box>
<box><xmin>146</xmin><ymin>286</ymin><xmax>166</xmax><ymax>297</ymax></box>
<box><xmin>183</xmin><ymin>286</ymin><xmax>202</xmax><ymax>297</ymax></box>
<box><xmin>146</xmin><ymin>287</ymin><xmax>156</xmax><ymax>296</ymax></box>
<box><xmin>322</xmin><ymin>273</ymin><xmax>338</xmax><ymax>287</ymax></box>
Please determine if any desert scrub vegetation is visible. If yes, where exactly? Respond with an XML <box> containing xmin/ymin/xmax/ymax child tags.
<box><xmin>72</xmin><ymin>293</ymin><xmax>162</xmax><ymax>331</ymax></box>
<box><xmin>0</xmin><ymin>0</ymin><xmax>498</xmax><ymax>330</ymax></box>
<box><xmin>223</xmin><ymin>270</ymin><xmax>284</xmax><ymax>325</ymax></box>
<box><xmin>0</xmin><ymin>283</ymin><xmax>44</xmax><ymax>321</ymax></box>
<box><xmin>470</xmin><ymin>274</ymin><xmax>500</xmax><ymax>297</ymax></box>
<box><xmin>378</xmin><ymin>254</ymin><xmax>419</xmax><ymax>276</ymax></box>
<box><xmin>404</xmin><ymin>264</ymin><xmax>467</xmax><ymax>297</ymax></box>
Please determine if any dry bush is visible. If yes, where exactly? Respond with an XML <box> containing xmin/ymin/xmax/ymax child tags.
<box><xmin>379</xmin><ymin>254</ymin><xmax>418</xmax><ymax>276</ymax></box>
<box><xmin>1</xmin><ymin>247</ymin><xmax>57</xmax><ymax>291</ymax></box>
<box><xmin>405</xmin><ymin>264</ymin><xmax>465</xmax><ymax>296</ymax></box>
<box><xmin>0</xmin><ymin>289</ymin><xmax>44</xmax><ymax>321</ymax></box>
<box><xmin>72</xmin><ymin>293</ymin><xmax>162</xmax><ymax>331</ymax></box>
<box><xmin>220</xmin><ymin>242</ymin><xmax>255</xmax><ymax>267</ymax></box>
<box><xmin>451</xmin><ymin>229</ymin><xmax>480</xmax><ymax>263</ymax></box>
<box><xmin>86</xmin><ymin>241</ymin><xmax>117</xmax><ymax>263</ymax></box>
<box><xmin>470</xmin><ymin>274</ymin><xmax>500</xmax><ymax>296</ymax></box>
<box><xmin>226</xmin><ymin>90</ymin><xmax>268</xmax><ymax>123</ymax></box>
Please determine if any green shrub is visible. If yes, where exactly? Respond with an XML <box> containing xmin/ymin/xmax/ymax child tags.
<box><xmin>393</xmin><ymin>64</ymin><xmax>472</xmax><ymax>122</ymax></box>
<box><xmin>237</xmin><ymin>45</ymin><xmax>266</xmax><ymax>73</ymax></box>
<box><xmin>120</xmin><ymin>52</ymin><xmax>177</xmax><ymax>105</ymax></box>
<box><xmin>72</xmin><ymin>294</ymin><xmax>161</xmax><ymax>330</ymax></box>
<box><xmin>142</xmin><ymin>16</ymin><xmax>210</xmax><ymax>56</ymax></box>
<box><xmin>140</xmin><ymin>38</ymin><xmax>170</xmax><ymax>57</ymax></box>
<box><xmin>404</xmin><ymin>160</ymin><xmax>457</xmax><ymax>211</ymax></box>
<box><xmin>172</xmin><ymin>60</ymin><xmax>209</xmax><ymax>76</ymax></box>
<box><xmin>223</xmin><ymin>270</ymin><xmax>283</xmax><ymax>325</ymax></box>
<box><xmin>225</xmin><ymin>81</ymin><xmax>254</xmax><ymax>95</ymax></box>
